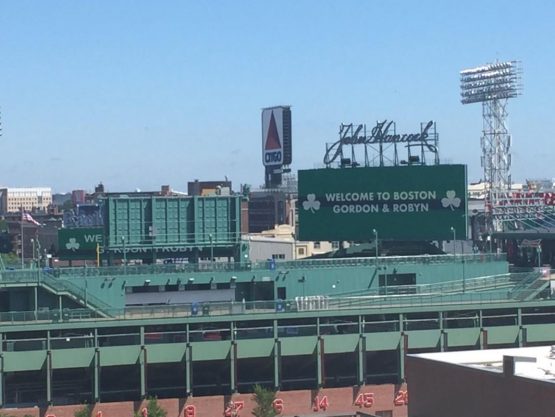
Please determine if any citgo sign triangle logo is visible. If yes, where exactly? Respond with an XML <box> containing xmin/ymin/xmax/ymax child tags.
<box><xmin>263</xmin><ymin>108</ymin><xmax>284</xmax><ymax>166</ymax></box>
<box><xmin>265</xmin><ymin>111</ymin><xmax>282</xmax><ymax>150</ymax></box>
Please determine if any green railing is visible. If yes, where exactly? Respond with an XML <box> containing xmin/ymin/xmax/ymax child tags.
<box><xmin>333</xmin><ymin>272</ymin><xmax>517</xmax><ymax>298</ymax></box>
<box><xmin>46</xmin><ymin>253</ymin><xmax>506</xmax><ymax>278</ymax></box>
<box><xmin>0</xmin><ymin>269</ymin><xmax>113</xmax><ymax>316</ymax></box>
<box><xmin>0</xmin><ymin>277</ymin><xmax>551</xmax><ymax>326</ymax></box>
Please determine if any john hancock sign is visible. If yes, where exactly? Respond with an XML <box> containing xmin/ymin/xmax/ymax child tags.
<box><xmin>323</xmin><ymin>120</ymin><xmax>438</xmax><ymax>167</ymax></box>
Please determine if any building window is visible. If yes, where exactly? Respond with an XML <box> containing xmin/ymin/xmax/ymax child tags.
<box><xmin>314</xmin><ymin>241</ymin><xmax>321</xmax><ymax>249</ymax></box>
<box><xmin>332</xmin><ymin>241</ymin><xmax>340</xmax><ymax>249</ymax></box>
<box><xmin>298</xmin><ymin>248</ymin><xmax>305</xmax><ymax>256</ymax></box>
<box><xmin>272</xmin><ymin>254</ymin><xmax>285</xmax><ymax>260</ymax></box>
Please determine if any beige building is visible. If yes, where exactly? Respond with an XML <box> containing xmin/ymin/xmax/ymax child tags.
<box><xmin>0</xmin><ymin>187</ymin><xmax>53</xmax><ymax>213</ymax></box>
<box><xmin>246</xmin><ymin>224</ymin><xmax>336</xmax><ymax>261</ymax></box>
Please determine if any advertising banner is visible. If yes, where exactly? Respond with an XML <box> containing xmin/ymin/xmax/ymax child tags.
<box><xmin>57</xmin><ymin>227</ymin><xmax>103</xmax><ymax>259</ymax></box>
<box><xmin>262</xmin><ymin>107</ymin><xmax>285</xmax><ymax>166</ymax></box>
<box><xmin>298</xmin><ymin>165</ymin><xmax>467</xmax><ymax>241</ymax></box>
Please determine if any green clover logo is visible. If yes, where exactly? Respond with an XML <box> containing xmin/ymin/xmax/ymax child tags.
<box><xmin>66</xmin><ymin>238</ymin><xmax>80</xmax><ymax>251</ymax></box>
<box><xmin>303</xmin><ymin>194</ymin><xmax>321</xmax><ymax>213</ymax></box>
<box><xmin>441</xmin><ymin>190</ymin><xmax>461</xmax><ymax>211</ymax></box>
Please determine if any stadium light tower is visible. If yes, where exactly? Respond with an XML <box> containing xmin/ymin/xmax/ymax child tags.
<box><xmin>460</xmin><ymin>61</ymin><xmax>522</xmax><ymax>232</ymax></box>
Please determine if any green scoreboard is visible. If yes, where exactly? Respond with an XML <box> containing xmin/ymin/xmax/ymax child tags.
<box><xmin>298</xmin><ymin>165</ymin><xmax>467</xmax><ymax>241</ymax></box>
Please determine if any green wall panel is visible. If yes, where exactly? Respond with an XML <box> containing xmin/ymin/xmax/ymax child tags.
<box><xmin>105</xmin><ymin>195</ymin><xmax>242</xmax><ymax>250</ymax></box>
<box><xmin>99</xmin><ymin>346</ymin><xmax>141</xmax><ymax>366</ymax></box>
<box><xmin>191</xmin><ymin>341</ymin><xmax>230</xmax><ymax>361</ymax></box>
<box><xmin>406</xmin><ymin>330</ymin><xmax>441</xmax><ymax>349</ymax></box>
<box><xmin>146</xmin><ymin>344</ymin><xmax>187</xmax><ymax>364</ymax></box>
<box><xmin>52</xmin><ymin>348</ymin><xmax>94</xmax><ymax>369</ymax></box>
<box><xmin>445</xmin><ymin>328</ymin><xmax>481</xmax><ymax>347</ymax></box>
<box><xmin>322</xmin><ymin>334</ymin><xmax>359</xmax><ymax>354</ymax></box>
<box><xmin>526</xmin><ymin>324</ymin><xmax>555</xmax><ymax>343</ymax></box>
<box><xmin>237</xmin><ymin>340</ymin><xmax>274</xmax><ymax>359</ymax></box>
<box><xmin>365</xmin><ymin>333</ymin><xmax>401</xmax><ymax>351</ymax></box>
<box><xmin>484</xmin><ymin>326</ymin><xmax>520</xmax><ymax>345</ymax></box>
<box><xmin>280</xmin><ymin>337</ymin><xmax>317</xmax><ymax>356</ymax></box>
<box><xmin>3</xmin><ymin>351</ymin><xmax>46</xmax><ymax>372</ymax></box>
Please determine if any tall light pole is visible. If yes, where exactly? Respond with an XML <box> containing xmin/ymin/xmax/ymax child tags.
<box><xmin>487</xmin><ymin>234</ymin><xmax>493</xmax><ymax>253</ymax></box>
<box><xmin>209</xmin><ymin>233</ymin><xmax>214</xmax><ymax>270</ymax></box>
<box><xmin>372</xmin><ymin>229</ymin><xmax>378</xmax><ymax>259</ymax></box>
<box><xmin>31</xmin><ymin>238</ymin><xmax>36</xmax><ymax>269</ymax></box>
<box><xmin>20</xmin><ymin>216</ymin><xmax>24</xmax><ymax>269</ymax></box>
<box><xmin>450</xmin><ymin>227</ymin><xmax>456</xmax><ymax>257</ymax></box>
<box><xmin>460</xmin><ymin>61</ymin><xmax>522</xmax><ymax>233</ymax></box>
<box><xmin>121</xmin><ymin>236</ymin><xmax>127</xmax><ymax>268</ymax></box>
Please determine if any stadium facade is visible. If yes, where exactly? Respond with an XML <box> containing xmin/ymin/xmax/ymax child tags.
<box><xmin>2</xmin><ymin>159</ymin><xmax>555</xmax><ymax>417</ymax></box>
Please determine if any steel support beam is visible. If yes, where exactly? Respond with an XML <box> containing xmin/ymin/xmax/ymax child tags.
<box><xmin>316</xmin><ymin>336</ymin><xmax>324</xmax><ymax>388</ymax></box>
<box><xmin>186</xmin><ymin>343</ymin><xmax>192</xmax><ymax>396</ymax></box>
<box><xmin>399</xmin><ymin>334</ymin><xmax>408</xmax><ymax>382</ymax></box>
<box><xmin>273</xmin><ymin>339</ymin><xmax>281</xmax><ymax>390</ymax></box>
<box><xmin>93</xmin><ymin>348</ymin><xmax>100</xmax><ymax>402</ymax></box>
<box><xmin>0</xmin><ymin>354</ymin><xmax>4</xmax><ymax>407</ymax></box>
<box><xmin>140</xmin><ymin>347</ymin><xmax>147</xmax><ymax>398</ymax></box>
<box><xmin>230</xmin><ymin>342</ymin><xmax>237</xmax><ymax>393</ymax></box>
<box><xmin>357</xmin><ymin>335</ymin><xmax>366</xmax><ymax>385</ymax></box>
<box><xmin>46</xmin><ymin>350</ymin><xmax>52</xmax><ymax>404</ymax></box>
<box><xmin>517</xmin><ymin>308</ymin><xmax>525</xmax><ymax>347</ymax></box>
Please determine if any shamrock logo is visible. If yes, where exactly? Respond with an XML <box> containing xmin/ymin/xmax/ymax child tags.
<box><xmin>303</xmin><ymin>194</ymin><xmax>321</xmax><ymax>213</ymax></box>
<box><xmin>66</xmin><ymin>238</ymin><xmax>80</xmax><ymax>251</ymax></box>
<box><xmin>441</xmin><ymin>190</ymin><xmax>461</xmax><ymax>211</ymax></box>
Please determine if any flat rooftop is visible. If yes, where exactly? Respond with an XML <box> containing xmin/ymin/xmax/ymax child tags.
<box><xmin>413</xmin><ymin>345</ymin><xmax>555</xmax><ymax>383</ymax></box>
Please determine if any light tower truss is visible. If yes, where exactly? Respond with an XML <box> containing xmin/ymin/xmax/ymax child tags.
<box><xmin>461</xmin><ymin>61</ymin><xmax>529</xmax><ymax>232</ymax></box>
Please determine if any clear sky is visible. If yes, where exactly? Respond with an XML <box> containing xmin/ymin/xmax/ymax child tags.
<box><xmin>1</xmin><ymin>1</ymin><xmax>554</xmax><ymax>193</ymax></box>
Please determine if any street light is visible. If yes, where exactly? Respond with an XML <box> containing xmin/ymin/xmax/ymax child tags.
<box><xmin>450</xmin><ymin>227</ymin><xmax>456</xmax><ymax>257</ymax></box>
<box><xmin>487</xmin><ymin>234</ymin><xmax>493</xmax><ymax>254</ymax></box>
<box><xmin>209</xmin><ymin>233</ymin><xmax>214</xmax><ymax>270</ymax></box>
<box><xmin>31</xmin><ymin>238</ymin><xmax>36</xmax><ymax>269</ymax></box>
<box><xmin>372</xmin><ymin>229</ymin><xmax>378</xmax><ymax>259</ymax></box>
<box><xmin>121</xmin><ymin>236</ymin><xmax>127</xmax><ymax>267</ymax></box>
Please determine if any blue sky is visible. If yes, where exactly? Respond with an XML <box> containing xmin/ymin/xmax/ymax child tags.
<box><xmin>1</xmin><ymin>1</ymin><xmax>554</xmax><ymax>193</ymax></box>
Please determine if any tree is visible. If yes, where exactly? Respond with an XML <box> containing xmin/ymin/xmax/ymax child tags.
<box><xmin>134</xmin><ymin>397</ymin><xmax>167</xmax><ymax>417</ymax></box>
<box><xmin>251</xmin><ymin>384</ymin><xmax>277</xmax><ymax>417</ymax></box>
<box><xmin>74</xmin><ymin>405</ymin><xmax>91</xmax><ymax>417</ymax></box>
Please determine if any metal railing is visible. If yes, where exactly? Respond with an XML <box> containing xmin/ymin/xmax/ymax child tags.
<box><xmin>0</xmin><ymin>284</ymin><xmax>551</xmax><ymax>326</ymax></box>
<box><xmin>5</xmin><ymin>308</ymin><xmax>555</xmax><ymax>353</ymax></box>
<box><xmin>333</xmin><ymin>272</ymin><xmax>517</xmax><ymax>299</ymax></box>
<box><xmin>0</xmin><ymin>269</ymin><xmax>113</xmax><ymax>316</ymax></box>
<box><xmin>44</xmin><ymin>253</ymin><xmax>506</xmax><ymax>278</ymax></box>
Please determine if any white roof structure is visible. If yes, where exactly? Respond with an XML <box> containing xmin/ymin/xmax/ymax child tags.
<box><xmin>415</xmin><ymin>345</ymin><xmax>555</xmax><ymax>383</ymax></box>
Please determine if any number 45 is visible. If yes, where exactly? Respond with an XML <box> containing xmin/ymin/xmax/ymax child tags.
<box><xmin>354</xmin><ymin>392</ymin><xmax>375</xmax><ymax>408</ymax></box>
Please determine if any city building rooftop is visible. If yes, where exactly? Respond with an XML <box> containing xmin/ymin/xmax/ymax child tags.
<box><xmin>414</xmin><ymin>345</ymin><xmax>555</xmax><ymax>383</ymax></box>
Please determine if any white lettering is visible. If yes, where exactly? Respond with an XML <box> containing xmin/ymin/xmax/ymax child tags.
<box><xmin>393</xmin><ymin>191</ymin><xmax>437</xmax><ymax>201</ymax></box>
<box><xmin>84</xmin><ymin>234</ymin><xmax>103</xmax><ymax>243</ymax></box>
<box><xmin>392</xmin><ymin>203</ymin><xmax>429</xmax><ymax>212</ymax></box>
<box><xmin>333</xmin><ymin>204</ymin><xmax>379</xmax><ymax>213</ymax></box>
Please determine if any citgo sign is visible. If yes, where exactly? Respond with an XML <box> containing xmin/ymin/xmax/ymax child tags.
<box><xmin>298</xmin><ymin>165</ymin><xmax>467</xmax><ymax>241</ymax></box>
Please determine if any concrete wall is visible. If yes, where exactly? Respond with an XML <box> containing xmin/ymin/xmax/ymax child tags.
<box><xmin>248</xmin><ymin>239</ymin><xmax>294</xmax><ymax>261</ymax></box>
<box><xmin>407</xmin><ymin>356</ymin><xmax>555</xmax><ymax>417</ymax></box>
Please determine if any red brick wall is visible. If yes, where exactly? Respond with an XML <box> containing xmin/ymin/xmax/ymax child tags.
<box><xmin>0</xmin><ymin>384</ymin><xmax>408</xmax><ymax>417</ymax></box>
